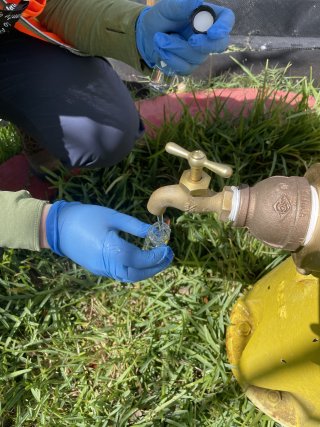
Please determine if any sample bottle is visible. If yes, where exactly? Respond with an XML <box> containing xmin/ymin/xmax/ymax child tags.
<box><xmin>143</xmin><ymin>221</ymin><xmax>171</xmax><ymax>250</ymax></box>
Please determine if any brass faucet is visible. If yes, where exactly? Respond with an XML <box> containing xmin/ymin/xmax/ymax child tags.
<box><xmin>147</xmin><ymin>142</ymin><xmax>234</xmax><ymax>219</ymax></box>
<box><xmin>147</xmin><ymin>142</ymin><xmax>320</xmax><ymax>275</ymax></box>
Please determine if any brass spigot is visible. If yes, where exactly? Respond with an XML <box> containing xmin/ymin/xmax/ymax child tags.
<box><xmin>147</xmin><ymin>142</ymin><xmax>233</xmax><ymax>217</ymax></box>
<box><xmin>147</xmin><ymin>142</ymin><xmax>320</xmax><ymax>276</ymax></box>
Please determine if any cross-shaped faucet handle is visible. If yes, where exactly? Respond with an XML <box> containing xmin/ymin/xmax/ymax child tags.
<box><xmin>165</xmin><ymin>142</ymin><xmax>233</xmax><ymax>181</ymax></box>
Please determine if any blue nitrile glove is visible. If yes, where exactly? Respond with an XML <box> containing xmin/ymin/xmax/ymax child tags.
<box><xmin>136</xmin><ymin>0</ymin><xmax>235</xmax><ymax>75</ymax></box>
<box><xmin>46</xmin><ymin>201</ymin><xmax>173</xmax><ymax>283</ymax></box>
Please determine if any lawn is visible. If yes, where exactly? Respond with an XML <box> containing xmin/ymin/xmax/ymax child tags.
<box><xmin>0</xmin><ymin>65</ymin><xmax>320</xmax><ymax>426</ymax></box>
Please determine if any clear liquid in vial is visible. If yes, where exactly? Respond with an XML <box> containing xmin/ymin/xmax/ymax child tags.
<box><xmin>143</xmin><ymin>216</ymin><xmax>171</xmax><ymax>250</ymax></box>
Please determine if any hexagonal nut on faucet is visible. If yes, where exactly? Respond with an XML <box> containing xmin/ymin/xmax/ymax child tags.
<box><xmin>219</xmin><ymin>187</ymin><xmax>234</xmax><ymax>222</ymax></box>
<box><xmin>179</xmin><ymin>170</ymin><xmax>212</xmax><ymax>192</ymax></box>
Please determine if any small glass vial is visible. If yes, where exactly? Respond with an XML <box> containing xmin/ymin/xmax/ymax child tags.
<box><xmin>143</xmin><ymin>221</ymin><xmax>171</xmax><ymax>250</ymax></box>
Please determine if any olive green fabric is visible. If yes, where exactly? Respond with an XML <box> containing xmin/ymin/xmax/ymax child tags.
<box><xmin>40</xmin><ymin>0</ymin><xmax>148</xmax><ymax>72</ymax></box>
<box><xmin>0</xmin><ymin>191</ymin><xmax>47</xmax><ymax>251</ymax></box>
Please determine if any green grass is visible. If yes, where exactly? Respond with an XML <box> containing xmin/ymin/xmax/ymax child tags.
<box><xmin>0</xmin><ymin>123</ymin><xmax>21</xmax><ymax>164</ymax></box>
<box><xmin>0</xmin><ymin>65</ymin><xmax>320</xmax><ymax>426</ymax></box>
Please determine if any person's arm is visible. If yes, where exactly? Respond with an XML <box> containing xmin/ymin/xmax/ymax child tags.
<box><xmin>40</xmin><ymin>0</ymin><xmax>235</xmax><ymax>76</ymax></box>
<box><xmin>40</xmin><ymin>0</ymin><xmax>147</xmax><ymax>72</ymax></box>
<box><xmin>39</xmin><ymin>203</ymin><xmax>50</xmax><ymax>249</ymax></box>
<box><xmin>0</xmin><ymin>192</ymin><xmax>173</xmax><ymax>282</ymax></box>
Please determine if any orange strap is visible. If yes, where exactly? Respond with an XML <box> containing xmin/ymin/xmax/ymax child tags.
<box><xmin>1</xmin><ymin>0</ymin><xmax>67</xmax><ymax>45</ymax></box>
<box><xmin>15</xmin><ymin>18</ymin><xmax>66</xmax><ymax>44</ymax></box>
<box><xmin>13</xmin><ymin>0</ymin><xmax>66</xmax><ymax>44</ymax></box>
<box><xmin>2</xmin><ymin>0</ymin><xmax>85</xmax><ymax>55</ymax></box>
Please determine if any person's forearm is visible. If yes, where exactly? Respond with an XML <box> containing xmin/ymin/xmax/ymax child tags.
<box><xmin>40</xmin><ymin>204</ymin><xmax>51</xmax><ymax>249</ymax></box>
<box><xmin>40</xmin><ymin>0</ymin><xmax>148</xmax><ymax>71</ymax></box>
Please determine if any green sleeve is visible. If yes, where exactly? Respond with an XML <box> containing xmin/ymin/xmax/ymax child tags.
<box><xmin>0</xmin><ymin>191</ymin><xmax>47</xmax><ymax>251</ymax></box>
<box><xmin>40</xmin><ymin>0</ymin><xmax>150</xmax><ymax>73</ymax></box>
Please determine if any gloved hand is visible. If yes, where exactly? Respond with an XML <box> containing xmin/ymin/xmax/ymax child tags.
<box><xmin>46</xmin><ymin>201</ymin><xmax>173</xmax><ymax>282</ymax></box>
<box><xmin>136</xmin><ymin>0</ymin><xmax>235</xmax><ymax>75</ymax></box>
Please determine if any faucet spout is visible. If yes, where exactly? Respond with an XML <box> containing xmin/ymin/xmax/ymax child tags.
<box><xmin>147</xmin><ymin>184</ymin><xmax>226</xmax><ymax>217</ymax></box>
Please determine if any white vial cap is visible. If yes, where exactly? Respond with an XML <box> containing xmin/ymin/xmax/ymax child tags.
<box><xmin>193</xmin><ymin>10</ymin><xmax>215</xmax><ymax>33</ymax></box>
